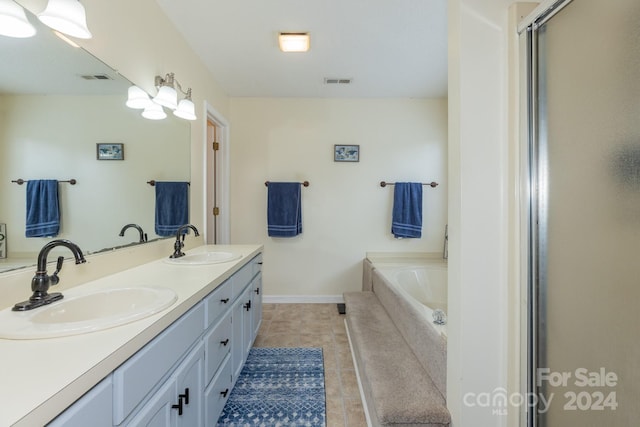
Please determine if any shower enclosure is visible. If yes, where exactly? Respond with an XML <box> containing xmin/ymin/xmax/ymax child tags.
<box><xmin>522</xmin><ymin>0</ymin><xmax>640</xmax><ymax>425</ymax></box>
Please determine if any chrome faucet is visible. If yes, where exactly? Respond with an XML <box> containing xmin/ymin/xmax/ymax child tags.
<box><xmin>170</xmin><ymin>224</ymin><xmax>200</xmax><ymax>259</ymax></box>
<box><xmin>119</xmin><ymin>223</ymin><xmax>148</xmax><ymax>243</ymax></box>
<box><xmin>12</xmin><ymin>239</ymin><xmax>86</xmax><ymax>311</ymax></box>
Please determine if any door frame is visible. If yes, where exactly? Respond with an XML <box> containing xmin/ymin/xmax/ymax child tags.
<box><xmin>203</xmin><ymin>102</ymin><xmax>230</xmax><ymax>244</ymax></box>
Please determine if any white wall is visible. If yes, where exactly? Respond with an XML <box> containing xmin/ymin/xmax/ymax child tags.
<box><xmin>448</xmin><ymin>0</ymin><xmax>522</xmax><ymax>425</ymax></box>
<box><xmin>229</xmin><ymin>98</ymin><xmax>448</xmax><ymax>298</ymax></box>
<box><xmin>0</xmin><ymin>94</ymin><xmax>189</xmax><ymax>255</ymax></box>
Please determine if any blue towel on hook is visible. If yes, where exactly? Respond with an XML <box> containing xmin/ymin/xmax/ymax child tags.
<box><xmin>267</xmin><ymin>182</ymin><xmax>302</xmax><ymax>237</ymax></box>
<box><xmin>391</xmin><ymin>182</ymin><xmax>423</xmax><ymax>238</ymax></box>
<box><xmin>25</xmin><ymin>180</ymin><xmax>60</xmax><ymax>237</ymax></box>
<box><xmin>155</xmin><ymin>181</ymin><xmax>189</xmax><ymax>237</ymax></box>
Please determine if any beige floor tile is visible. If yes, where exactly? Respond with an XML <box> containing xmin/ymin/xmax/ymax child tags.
<box><xmin>252</xmin><ymin>303</ymin><xmax>364</xmax><ymax>425</ymax></box>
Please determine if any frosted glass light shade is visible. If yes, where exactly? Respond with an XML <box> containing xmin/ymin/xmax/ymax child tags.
<box><xmin>0</xmin><ymin>0</ymin><xmax>36</xmax><ymax>38</ymax></box>
<box><xmin>125</xmin><ymin>85</ymin><xmax>151</xmax><ymax>109</ymax></box>
<box><xmin>173</xmin><ymin>98</ymin><xmax>197</xmax><ymax>121</ymax></box>
<box><xmin>153</xmin><ymin>85</ymin><xmax>178</xmax><ymax>110</ymax></box>
<box><xmin>141</xmin><ymin>102</ymin><xmax>167</xmax><ymax>120</ymax></box>
<box><xmin>38</xmin><ymin>0</ymin><xmax>92</xmax><ymax>39</ymax></box>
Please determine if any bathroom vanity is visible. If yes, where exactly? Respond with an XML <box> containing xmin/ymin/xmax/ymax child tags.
<box><xmin>0</xmin><ymin>244</ymin><xmax>262</xmax><ymax>427</ymax></box>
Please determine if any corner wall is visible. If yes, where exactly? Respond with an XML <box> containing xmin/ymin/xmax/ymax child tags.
<box><xmin>229</xmin><ymin>97</ymin><xmax>448</xmax><ymax>298</ymax></box>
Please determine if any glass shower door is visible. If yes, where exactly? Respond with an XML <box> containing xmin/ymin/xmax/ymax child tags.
<box><xmin>528</xmin><ymin>0</ymin><xmax>640</xmax><ymax>425</ymax></box>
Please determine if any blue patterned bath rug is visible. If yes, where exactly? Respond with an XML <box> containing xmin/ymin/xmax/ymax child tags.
<box><xmin>217</xmin><ymin>347</ymin><xmax>326</xmax><ymax>427</ymax></box>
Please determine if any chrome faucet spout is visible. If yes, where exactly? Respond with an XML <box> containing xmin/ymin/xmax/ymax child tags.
<box><xmin>13</xmin><ymin>239</ymin><xmax>86</xmax><ymax>311</ymax></box>
<box><xmin>170</xmin><ymin>224</ymin><xmax>200</xmax><ymax>259</ymax></box>
<box><xmin>119</xmin><ymin>223</ymin><xmax>147</xmax><ymax>243</ymax></box>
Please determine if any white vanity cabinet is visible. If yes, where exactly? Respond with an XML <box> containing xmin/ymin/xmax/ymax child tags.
<box><xmin>46</xmin><ymin>252</ymin><xmax>263</xmax><ymax>427</ymax></box>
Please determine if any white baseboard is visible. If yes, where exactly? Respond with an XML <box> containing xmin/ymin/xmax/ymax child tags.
<box><xmin>262</xmin><ymin>295</ymin><xmax>344</xmax><ymax>304</ymax></box>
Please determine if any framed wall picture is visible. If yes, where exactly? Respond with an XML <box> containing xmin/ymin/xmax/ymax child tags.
<box><xmin>334</xmin><ymin>144</ymin><xmax>359</xmax><ymax>162</ymax></box>
<box><xmin>97</xmin><ymin>143</ymin><xmax>124</xmax><ymax>160</ymax></box>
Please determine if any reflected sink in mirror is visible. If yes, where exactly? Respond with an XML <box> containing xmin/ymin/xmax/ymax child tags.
<box><xmin>164</xmin><ymin>251</ymin><xmax>241</xmax><ymax>265</ymax></box>
<box><xmin>0</xmin><ymin>287</ymin><xmax>177</xmax><ymax>340</ymax></box>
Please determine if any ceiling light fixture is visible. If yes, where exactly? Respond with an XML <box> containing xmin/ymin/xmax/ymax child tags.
<box><xmin>0</xmin><ymin>0</ymin><xmax>37</xmax><ymax>38</ymax></box>
<box><xmin>127</xmin><ymin>73</ymin><xmax>196</xmax><ymax>121</ymax></box>
<box><xmin>278</xmin><ymin>32</ymin><xmax>310</xmax><ymax>52</ymax></box>
<box><xmin>38</xmin><ymin>0</ymin><xmax>92</xmax><ymax>39</ymax></box>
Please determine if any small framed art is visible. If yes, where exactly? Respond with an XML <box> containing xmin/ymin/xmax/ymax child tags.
<box><xmin>334</xmin><ymin>144</ymin><xmax>359</xmax><ymax>162</ymax></box>
<box><xmin>97</xmin><ymin>143</ymin><xmax>124</xmax><ymax>160</ymax></box>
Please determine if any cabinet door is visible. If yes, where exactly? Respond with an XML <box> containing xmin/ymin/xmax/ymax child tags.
<box><xmin>47</xmin><ymin>376</ymin><xmax>113</xmax><ymax>427</ymax></box>
<box><xmin>241</xmin><ymin>285</ymin><xmax>253</xmax><ymax>358</ymax></box>
<box><xmin>125</xmin><ymin>378</ymin><xmax>176</xmax><ymax>427</ymax></box>
<box><xmin>251</xmin><ymin>273</ymin><xmax>263</xmax><ymax>340</ymax></box>
<box><xmin>175</xmin><ymin>342</ymin><xmax>204</xmax><ymax>427</ymax></box>
<box><xmin>231</xmin><ymin>296</ymin><xmax>245</xmax><ymax>381</ymax></box>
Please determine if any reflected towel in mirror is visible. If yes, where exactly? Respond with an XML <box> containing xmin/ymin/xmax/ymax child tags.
<box><xmin>25</xmin><ymin>180</ymin><xmax>60</xmax><ymax>238</ymax></box>
<box><xmin>155</xmin><ymin>182</ymin><xmax>189</xmax><ymax>237</ymax></box>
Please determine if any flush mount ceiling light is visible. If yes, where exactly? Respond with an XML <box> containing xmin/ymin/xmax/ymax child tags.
<box><xmin>38</xmin><ymin>0</ymin><xmax>92</xmax><ymax>39</ymax></box>
<box><xmin>0</xmin><ymin>0</ymin><xmax>37</xmax><ymax>38</ymax></box>
<box><xmin>127</xmin><ymin>73</ymin><xmax>196</xmax><ymax>121</ymax></box>
<box><xmin>278</xmin><ymin>32</ymin><xmax>310</xmax><ymax>52</ymax></box>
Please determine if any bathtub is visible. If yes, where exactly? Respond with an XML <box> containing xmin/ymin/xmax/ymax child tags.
<box><xmin>371</xmin><ymin>258</ymin><xmax>448</xmax><ymax>336</ymax></box>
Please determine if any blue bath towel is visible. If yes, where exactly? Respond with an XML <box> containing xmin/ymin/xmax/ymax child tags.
<box><xmin>267</xmin><ymin>182</ymin><xmax>302</xmax><ymax>237</ymax></box>
<box><xmin>155</xmin><ymin>181</ymin><xmax>189</xmax><ymax>237</ymax></box>
<box><xmin>25</xmin><ymin>180</ymin><xmax>60</xmax><ymax>237</ymax></box>
<box><xmin>391</xmin><ymin>182</ymin><xmax>423</xmax><ymax>238</ymax></box>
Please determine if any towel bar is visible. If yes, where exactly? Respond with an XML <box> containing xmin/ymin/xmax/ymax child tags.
<box><xmin>265</xmin><ymin>181</ymin><xmax>309</xmax><ymax>187</ymax></box>
<box><xmin>12</xmin><ymin>179</ymin><xmax>76</xmax><ymax>185</ymax></box>
<box><xmin>380</xmin><ymin>181</ymin><xmax>438</xmax><ymax>188</ymax></box>
<box><xmin>147</xmin><ymin>180</ymin><xmax>191</xmax><ymax>186</ymax></box>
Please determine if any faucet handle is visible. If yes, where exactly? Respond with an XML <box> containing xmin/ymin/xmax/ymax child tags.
<box><xmin>50</xmin><ymin>256</ymin><xmax>64</xmax><ymax>286</ymax></box>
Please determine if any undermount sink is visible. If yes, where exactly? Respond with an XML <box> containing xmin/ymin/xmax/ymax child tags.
<box><xmin>164</xmin><ymin>251</ymin><xmax>241</xmax><ymax>265</ymax></box>
<box><xmin>0</xmin><ymin>287</ymin><xmax>177</xmax><ymax>340</ymax></box>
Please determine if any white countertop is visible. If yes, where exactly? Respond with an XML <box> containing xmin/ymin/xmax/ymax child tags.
<box><xmin>0</xmin><ymin>244</ymin><xmax>262</xmax><ymax>427</ymax></box>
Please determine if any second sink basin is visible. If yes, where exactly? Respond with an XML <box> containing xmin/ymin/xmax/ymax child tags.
<box><xmin>0</xmin><ymin>287</ymin><xmax>177</xmax><ymax>340</ymax></box>
<box><xmin>164</xmin><ymin>251</ymin><xmax>241</xmax><ymax>265</ymax></box>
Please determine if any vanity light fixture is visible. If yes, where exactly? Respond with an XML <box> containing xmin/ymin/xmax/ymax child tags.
<box><xmin>127</xmin><ymin>73</ymin><xmax>196</xmax><ymax>121</ymax></box>
<box><xmin>38</xmin><ymin>0</ymin><xmax>92</xmax><ymax>39</ymax></box>
<box><xmin>173</xmin><ymin>88</ymin><xmax>196</xmax><ymax>121</ymax></box>
<box><xmin>0</xmin><ymin>0</ymin><xmax>37</xmax><ymax>38</ymax></box>
<box><xmin>278</xmin><ymin>32</ymin><xmax>310</xmax><ymax>52</ymax></box>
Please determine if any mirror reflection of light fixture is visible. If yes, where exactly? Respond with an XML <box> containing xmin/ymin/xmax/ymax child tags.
<box><xmin>38</xmin><ymin>0</ymin><xmax>92</xmax><ymax>39</ymax></box>
<box><xmin>278</xmin><ymin>32</ymin><xmax>310</xmax><ymax>52</ymax></box>
<box><xmin>141</xmin><ymin>102</ymin><xmax>167</xmax><ymax>120</ymax></box>
<box><xmin>0</xmin><ymin>0</ymin><xmax>37</xmax><ymax>38</ymax></box>
<box><xmin>125</xmin><ymin>85</ymin><xmax>152</xmax><ymax>109</ymax></box>
<box><xmin>126</xmin><ymin>73</ymin><xmax>197</xmax><ymax>121</ymax></box>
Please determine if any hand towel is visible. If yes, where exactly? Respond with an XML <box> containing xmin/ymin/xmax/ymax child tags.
<box><xmin>155</xmin><ymin>181</ymin><xmax>189</xmax><ymax>237</ymax></box>
<box><xmin>391</xmin><ymin>182</ymin><xmax>423</xmax><ymax>238</ymax></box>
<box><xmin>267</xmin><ymin>182</ymin><xmax>302</xmax><ymax>237</ymax></box>
<box><xmin>25</xmin><ymin>180</ymin><xmax>60</xmax><ymax>237</ymax></box>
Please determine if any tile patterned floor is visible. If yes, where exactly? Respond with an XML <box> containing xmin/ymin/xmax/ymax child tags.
<box><xmin>253</xmin><ymin>303</ymin><xmax>367</xmax><ymax>427</ymax></box>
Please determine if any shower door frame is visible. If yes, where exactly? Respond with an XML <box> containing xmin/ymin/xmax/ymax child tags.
<box><xmin>520</xmin><ymin>1</ymin><xmax>574</xmax><ymax>426</ymax></box>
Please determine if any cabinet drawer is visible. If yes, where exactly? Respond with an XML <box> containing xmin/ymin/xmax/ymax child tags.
<box><xmin>204</xmin><ymin>355</ymin><xmax>232</xmax><ymax>427</ymax></box>
<box><xmin>204</xmin><ymin>310</ymin><xmax>232</xmax><ymax>385</ymax></box>
<box><xmin>47</xmin><ymin>376</ymin><xmax>113</xmax><ymax>427</ymax></box>
<box><xmin>204</xmin><ymin>279</ymin><xmax>232</xmax><ymax>329</ymax></box>
<box><xmin>231</xmin><ymin>262</ymin><xmax>253</xmax><ymax>301</ymax></box>
<box><xmin>113</xmin><ymin>302</ymin><xmax>205</xmax><ymax>424</ymax></box>
<box><xmin>252</xmin><ymin>253</ymin><xmax>263</xmax><ymax>277</ymax></box>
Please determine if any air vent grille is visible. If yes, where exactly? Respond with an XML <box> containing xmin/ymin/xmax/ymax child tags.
<box><xmin>324</xmin><ymin>78</ymin><xmax>352</xmax><ymax>85</ymax></box>
<box><xmin>80</xmin><ymin>74</ymin><xmax>113</xmax><ymax>80</ymax></box>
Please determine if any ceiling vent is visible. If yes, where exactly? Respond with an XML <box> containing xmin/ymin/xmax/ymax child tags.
<box><xmin>324</xmin><ymin>78</ymin><xmax>352</xmax><ymax>85</ymax></box>
<box><xmin>80</xmin><ymin>74</ymin><xmax>113</xmax><ymax>80</ymax></box>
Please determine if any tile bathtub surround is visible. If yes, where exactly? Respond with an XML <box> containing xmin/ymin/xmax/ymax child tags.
<box><xmin>254</xmin><ymin>303</ymin><xmax>367</xmax><ymax>427</ymax></box>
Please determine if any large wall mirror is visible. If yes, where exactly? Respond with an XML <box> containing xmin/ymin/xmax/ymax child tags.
<box><xmin>0</xmin><ymin>6</ymin><xmax>191</xmax><ymax>273</ymax></box>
